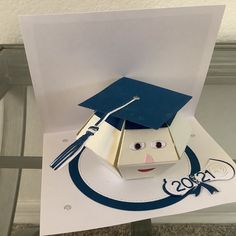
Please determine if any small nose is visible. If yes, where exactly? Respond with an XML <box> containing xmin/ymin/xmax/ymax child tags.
<box><xmin>144</xmin><ymin>154</ymin><xmax>154</xmax><ymax>163</ymax></box>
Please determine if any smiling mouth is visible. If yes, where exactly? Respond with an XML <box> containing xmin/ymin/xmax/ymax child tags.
<box><xmin>137</xmin><ymin>168</ymin><xmax>156</xmax><ymax>173</ymax></box>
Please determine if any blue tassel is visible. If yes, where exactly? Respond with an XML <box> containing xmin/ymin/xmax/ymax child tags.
<box><xmin>50</xmin><ymin>96</ymin><xmax>140</xmax><ymax>171</ymax></box>
<box><xmin>50</xmin><ymin>126</ymin><xmax>99</xmax><ymax>170</ymax></box>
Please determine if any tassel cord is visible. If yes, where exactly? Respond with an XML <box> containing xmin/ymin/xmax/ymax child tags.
<box><xmin>50</xmin><ymin>96</ymin><xmax>140</xmax><ymax>170</ymax></box>
<box><xmin>52</xmin><ymin>130</ymin><xmax>94</xmax><ymax>170</ymax></box>
<box><xmin>50</xmin><ymin>138</ymin><xmax>84</xmax><ymax>168</ymax></box>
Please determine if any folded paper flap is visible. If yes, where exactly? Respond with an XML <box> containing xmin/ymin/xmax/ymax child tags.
<box><xmin>80</xmin><ymin>77</ymin><xmax>192</xmax><ymax>129</ymax></box>
<box><xmin>77</xmin><ymin>114</ymin><xmax>124</xmax><ymax>166</ymax></box>
<box><xmin>168</xmin><ymin>112</ymin><xmax>192</xmax><ymax>157</ymax></box>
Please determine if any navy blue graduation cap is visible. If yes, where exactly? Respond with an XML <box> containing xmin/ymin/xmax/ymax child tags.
<box><xmin>50</xmin><ymin>77</ymin><xmax>192</xmax><ymax>170</ymax></box>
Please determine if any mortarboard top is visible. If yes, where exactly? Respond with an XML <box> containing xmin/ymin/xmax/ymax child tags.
<box><xmin>80</xmin><ymin>77</ymin><xmax>192</xmax><ymax>130</ymax></box>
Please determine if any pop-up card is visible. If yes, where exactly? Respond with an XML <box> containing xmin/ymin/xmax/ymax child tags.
<box><xmin>20</xmin><ymin>5</ymin><xmax>236</xmax><ymax>236</ymax></box>
<box><xmin>51</xmin><ymin>77</ymin><xmax>192</xmax><ymax>179</ymax></box>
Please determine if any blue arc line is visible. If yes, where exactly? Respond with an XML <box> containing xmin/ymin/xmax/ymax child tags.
<box><xmin>69</xmin><ymin>146</ymin><xmax>200</xmax><ymax>211</ymax></box>
<box><xmin>185</xmin><ymin>146</ymin><xmax>201</xmax><ymax>176</ymax></box>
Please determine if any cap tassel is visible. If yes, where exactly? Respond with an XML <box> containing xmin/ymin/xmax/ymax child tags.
<box><xmin>50</xmin><ymin>96</ymin><xmax>140</xmax><ymax>170</ymax></box>
<box><xmin>50</xmin><ymin>126</ymin><xmax>99</xmax><ymax>170</ymax></box>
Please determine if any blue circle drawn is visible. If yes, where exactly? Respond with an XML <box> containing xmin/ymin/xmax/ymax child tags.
<box><xmin>69</xmin><ymin>146</ymin><xmax>200</xmax><ymax>211</ymax></box>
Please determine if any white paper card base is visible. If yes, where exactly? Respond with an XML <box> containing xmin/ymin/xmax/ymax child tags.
<box><xmin>41</xmin><ymin>118</ymin><xmax>236</xmax><ymax>235</ymax></box>
<box><xmin>19</xmin><ymin>6</ymin><xmax>229</xmax><ymax>236</ymax></box>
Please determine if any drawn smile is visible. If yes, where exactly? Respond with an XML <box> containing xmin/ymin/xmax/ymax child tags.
<box><xmin>137</xmin><ymin>168</ymin><xmax>156</xmax><ymax>173</ymax></box>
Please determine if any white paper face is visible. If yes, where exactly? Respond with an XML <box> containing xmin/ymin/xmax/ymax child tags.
<box><xmin>118</xmin><ymin>128</ymin><xmax>179</xmax><ymax>171</ymax></box>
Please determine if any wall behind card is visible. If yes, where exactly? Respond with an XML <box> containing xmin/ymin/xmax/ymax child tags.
<box><xmin>0</xmin><ymin>1</ymin><xmax>236</xmax><ymax>44</ymax></box>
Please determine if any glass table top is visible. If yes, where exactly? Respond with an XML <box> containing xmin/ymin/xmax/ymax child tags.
<box><xmin>1</xmin><ymin>44</ymin><xmax>236</xmax><ymax>236</ymax></box>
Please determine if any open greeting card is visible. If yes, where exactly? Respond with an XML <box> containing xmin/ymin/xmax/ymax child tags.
<box><xmin>20</xmin><ymin>5</ymin><xmax>236</xmax><ymax>236</ymax></box>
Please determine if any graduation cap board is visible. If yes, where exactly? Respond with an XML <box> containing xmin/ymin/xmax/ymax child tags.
<box><xmin>20</xmin><ymin>5</ymin><xmax>236</xmax><ymax>236</ymax></box>
<box><xmin>50</xmin><ymin>77</ymin><xmax>192</xmax><ymax>179</ymax></box>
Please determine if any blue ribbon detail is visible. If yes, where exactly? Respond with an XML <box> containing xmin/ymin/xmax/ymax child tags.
<box><xmin>185</xmin><ymin>146</ymin><xmax>219</xmax><ymax>196</ymax></box>
<box><xmin>50</xmin><ymin>126</ymin><xmax>99</xmax><ymax>170</ymax></box>
<box><xmin>188</xmin><ymin>182</ymin><xmax>219</xmax><ymax>197</ymax></box>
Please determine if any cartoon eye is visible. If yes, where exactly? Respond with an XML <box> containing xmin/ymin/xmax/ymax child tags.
<box><xmin>151</xmin><ymin>141</ymin><xmax>166</xmax><ymax>149</ymax></box>
<box><xmin>129</xmin><ymin>142</ymin><xmax>145</xmax><ymax>151</ymax></box>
